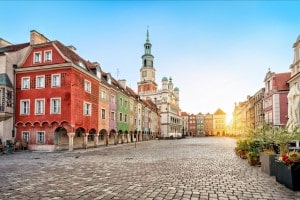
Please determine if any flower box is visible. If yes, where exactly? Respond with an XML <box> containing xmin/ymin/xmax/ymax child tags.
<box><xmin>275</xmin><ymin>161</ymin><xmax>300</xmax><ymax>191</ymax></box>
<box><xmin>260</xmin><ymin>152</ymin><xmax>277</xmax><ymax>176</ymax></box>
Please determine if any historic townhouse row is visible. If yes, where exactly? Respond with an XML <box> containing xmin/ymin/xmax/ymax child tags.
<box><xmin>229</xmin><ymin>36</ymin><xmax>300</xmax><ymax>136</ymax></box>
<box><xmin>0</xmin><ymin>30</ymin><xmax>160</xmax><ymax>151</ymax></box>
<box><xmin>181</xmin><ymin>108</ymin><xmax>227</xmax><ymax>137</ymax></box>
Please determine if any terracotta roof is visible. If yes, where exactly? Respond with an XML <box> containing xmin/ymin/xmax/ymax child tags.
<box><xmin>181</xmin><ymin>112</ymin><xmax>188</xmax><ymax>116</ymax></box>
<box><xmin>126</xmin><ymin>86</ymin><xmax>138</xmax><ymax>98</ymax></box>
<box><xmin>214</xmin><ymin>108</ymin><xmax>226</xmax><ymax>115</ymax></box>
<box><xmin>0</xmin><ymin>42</ymin><xmax>30</xmax><ymax>54</ymax></box>
<box><xmin>54</xmin><ymin>40</ymin><xmax>94</xmax><ymax>70</ymax></box>
<box><xmin>274</xmin><ymin>72</ymin><xmax>291</xmax><ymax>91</ymax></box>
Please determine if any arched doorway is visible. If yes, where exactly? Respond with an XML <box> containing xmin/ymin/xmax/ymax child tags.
<box><xmin>124</xmin><ymin>130</ymin><xmax>129</xmax><ymax>143</ymax></box>
<box><xmin>54</xmin><ymin>127</ymin><xmax>68</xmax><ymax>150</ymax></box>
<box><xmin>74</xmin><ymin>127</ymin><xmax>85</xmax><ymax>149</ymax></box>
<box><xmin>118</xmin><ymin>130</ymin><xmax>123</xmax><ymax>144</ymax></box>
<box><xmin>99</xmin><ymin>129</ymin><xmax>108</xmax><ymax>146</ymax></box>
<box><xmin>88</xmin><ymin>129</ymin><xmax>96</xmax><ymax>147</ymax></box>
<box><xmin>109</xmin><ymin>129</ymin><xmax>117</xmax><ymax>145</ymax></box>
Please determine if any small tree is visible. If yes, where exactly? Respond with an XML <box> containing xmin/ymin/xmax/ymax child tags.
<box><xmin>273</xmin><ymin>127</ymin><xmax>298</xmax><ymax>156</ymax></box>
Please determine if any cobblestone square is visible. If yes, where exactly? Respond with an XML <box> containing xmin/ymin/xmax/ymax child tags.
<box><xmin>0</xmin><ymin>137</ymin><xmax>299</xmax><ymax>200</ymax></box>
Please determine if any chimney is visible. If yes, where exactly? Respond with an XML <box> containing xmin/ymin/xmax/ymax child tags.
<box><xmin>0</xmin><ymin>38</ymin><xmax>12</xmax><ymax>48</ymax></box>
<box><xmin>118</xmin><ymin>79</ymin><xmax>126</xmax><ymax>89</ymax></box>
<box><xmin>30</xmin><ymin>30</ymin><xmax>50</xmax><ymax>45</ymax></box>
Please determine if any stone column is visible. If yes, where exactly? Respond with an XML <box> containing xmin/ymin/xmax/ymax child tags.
<box><xmin>105</xmin><ymin>133</ymin><xmax>109</xmax><ymax>146</ymax></box>
<box><xmin>94</xmin><ymin>133</ymin><xmax>99</xmax><ymax>148</ymax></box>
<box><xmin>83</xmin><ymin>133</ymin><xmax>89</xmax><ymax>149</ymax></box>
<box><xmin>67</xmin><ymin>132</ymin><xmax>75</xmax><ymax>151</ymax></box>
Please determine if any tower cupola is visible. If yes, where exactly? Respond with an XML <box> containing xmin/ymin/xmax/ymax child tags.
<box><xmin>137</xmin><ymin>28</ymin><xmax>157</xmax><ymax>93</ymax></box>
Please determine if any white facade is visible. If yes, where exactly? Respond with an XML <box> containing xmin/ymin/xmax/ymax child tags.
<box><xmin>0</xmin><ymin>41</ymin><xmax>29</xmax><ymax>143</ymax></box>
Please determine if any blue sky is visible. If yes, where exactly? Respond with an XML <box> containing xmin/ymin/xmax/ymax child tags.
<box><xmin>1</xmin><ymin>1</ymin><xmax>300</xmax><ymax>120</ymax></box>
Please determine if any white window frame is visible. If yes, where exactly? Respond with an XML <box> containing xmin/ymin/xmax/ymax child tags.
<box><xmin>101</xmin><ymin>91</ymin><xmax>106</xmax><ymax>100</ymax></box>
<box><xmin>36</xmin><ymin>131</ymin><xmax>45</xmax><ymax>144</ymax></box>
<box><xmin>101</xmin><ymin>108</ymin><xmax>106</xmax><ymax>119</ymax></box>
<box><xmin>111</xmin><ymin>111</ymin><xmax>115</xmax><ymax>121</ymax></box>
<box><xmin>20</xmin><ymin>99</ymin><xmax>30</xmax><ymax>115</ymax></box>
<box><xmin>36</xmin><ymin>75</ymin><xmax>45</xmax><ymax>89</ymax></box>
<box><xmin>21</xmin><ymin>77</ymin><xmax>30</xmax><ymax>90</ymax></box>
<box><xmin>51</xmin><ymin>74</ymin><xmax>61</xmax><ymax>87</ymax></box>
<box><xmin>84</xmin><ymin>102</ymin><xmax>91</xmax><ymax>116</ymax></box>
<box><xmin>34</xmin><ymin>52</ymin><xmax>42</xmax><ymax>63</ymax></box>
<box><xmin>50</xmin><ymin>98</ymin><xmax>61</xmax><ymax>114</ymax></box>
<box><xmin>44</xmin><ymin>50</ymin><xmax>52</xmax><ymax>62</ymax></box>
<box><xmin>35</xmin><ymin>99</ymin><xmax>45</xmax><ymax>115</ymax></box>
<box><xmin>111</xmin><ymin>95</ymin><xmax>115</xmax><ymax>104</ymax></box>
<box><xmin>84</xmin><ymin>80</ymin><xmax>91</xmax><ymax>93</ymax></box>
<box><xmin>22</xmin><ymin>131</ymin><xmax>30</xmax><ymax>142</ymax></box>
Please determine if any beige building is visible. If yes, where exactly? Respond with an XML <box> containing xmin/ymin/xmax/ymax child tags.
<box><xmin>204</xmin><ymin>113</ymin><xmax>213</xmax><ymax>136</ymax></box>
<box><xmin>254</xmin><ymin>88</ymin><xmax>265</xmax><ymax>128</ymax></box>
<box><xmin>0</xmin><ymin>39</ymin><xmax>29</xmax><ymax>144</ymax></box>
<box><xmin>213</xmin><ymin>109</ymin><xmax>226</xmax><ymax>136</ymax></box>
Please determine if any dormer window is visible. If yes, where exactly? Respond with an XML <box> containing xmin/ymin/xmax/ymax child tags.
<box><xmin>78</xmin><ymin>61</ymin><xmax>86</xmax><ymax>69</ymax></box>
<box><xmin>44</xmin><ymin>50</ymin><xmax>52</xmax><ymax>62</ymax></box>
<box><xmin>34</xmin><ymin>52</ymin><xmax>41</xmax><ymax>63</ymax></box>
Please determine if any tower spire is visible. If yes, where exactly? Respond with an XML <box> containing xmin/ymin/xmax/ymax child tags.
<box><xmin>146</xmin><ymin>26</ymin><xmax>150</xmax><ymax>43</ymax></box>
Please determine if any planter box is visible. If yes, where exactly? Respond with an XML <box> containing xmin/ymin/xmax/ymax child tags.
<box><xmin>275</xmin><ymin>161</ymin><xmax>300</xmax><ymax>191</ymax></box>
<box><xmin>260</xmin><ymin>152</ymin><xmax>277</xmax><ymax>176</ymax></box>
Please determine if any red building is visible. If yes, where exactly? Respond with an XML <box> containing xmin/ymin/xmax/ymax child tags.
<box><xmin>15</xmin><ymin>30</ymin><xmax>99</xmax><ymax>151</ymax></box>
<box><xmin>263</xmin><ymin>69</ymin><xmax>290</xmax><ymax>127</ymax></box>
<box><xmin>188</xmin><ymin>114</ymin><xmax>196</xmax><ymax>136</ymax></box>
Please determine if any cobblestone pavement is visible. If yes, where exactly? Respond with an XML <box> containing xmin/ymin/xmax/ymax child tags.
<box><xmin>0</xmin><ymin>137</ymin><xmax>299</xmax><ymax>200</ymax></box>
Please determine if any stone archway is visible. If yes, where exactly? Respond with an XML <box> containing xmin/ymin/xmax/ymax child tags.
<box><xmin>54</xmin><ymin>127</ymin><xmax>68</xmax><ymax>150</ymax></box>
<box><xmin>74</xmin><ymin>127</ymin><xmax>85</xmax><ymax>149</ymax></box>
<box><xmin>124</xmin><ymin>130</ymin><xmax>129</xmax><ymax>143</ymax></box>
<box><xmin>99</xmin><ymin>129</ymin><xmax>108</xmax><ymax>146</ymax></box>
<box><xmin>118</xmin><ymin>130</ymin><xmax>123</xmax><ymax>144</ymax></box>
<box><xmin>88</xmin><ymin>129</ymin><xmax>97</xmax><ymax>147</ymax></box>
<box><xmin>109</xmin><ymin>129</ymin><xmax>117</xmax><ymax>145</ymax></box>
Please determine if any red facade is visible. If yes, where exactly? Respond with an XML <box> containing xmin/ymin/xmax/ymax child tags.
<box><xmin>15</xmin><ymin>39</ymin><xmax>99</xmax><ymax>150</ymax></box>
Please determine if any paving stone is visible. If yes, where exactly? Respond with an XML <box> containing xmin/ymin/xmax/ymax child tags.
<box><xmin>0</xmin><ymin>137</ymin><xmax>299</xmax><ymax>199</ymax></box>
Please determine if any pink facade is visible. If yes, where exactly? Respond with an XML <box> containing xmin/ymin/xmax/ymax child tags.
<box><xmin>263</xmin><ymin>70</ymin><xmax>290</xmax><ymax>127</ymax></box>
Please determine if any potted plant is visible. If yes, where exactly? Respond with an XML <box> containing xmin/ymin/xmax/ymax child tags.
<box><xmin>235</xmin><ymin>138</ymin><xmax>249</xmax><ymax>159</ymax></box>
<box><xmin>247</xmin><ymin>151</ymin><xmax>260</xmax><ymax>166</ymax></box>
<box><xmin>274</xmin><ymin>127</ymin><xmax>300</xmax><ymax>191</ymax></box>
<box><xmin>255</xmin><ymin>125</ymin><xmax>278</xmax><ymax>175</ymax></box>
<box><xmin>276</xmin><ymin>151</ymin><xmax>300</xmax><ymax>191</ymax></box>
<box><xmin>246</xmin><ymin>138</ymin><xmax>263</xmax><ymax>166</ymax></box>
<box><xmin>260</xmin><ymin>148</ymin><xmax>277</xmax><ymax>176</ymax></box>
